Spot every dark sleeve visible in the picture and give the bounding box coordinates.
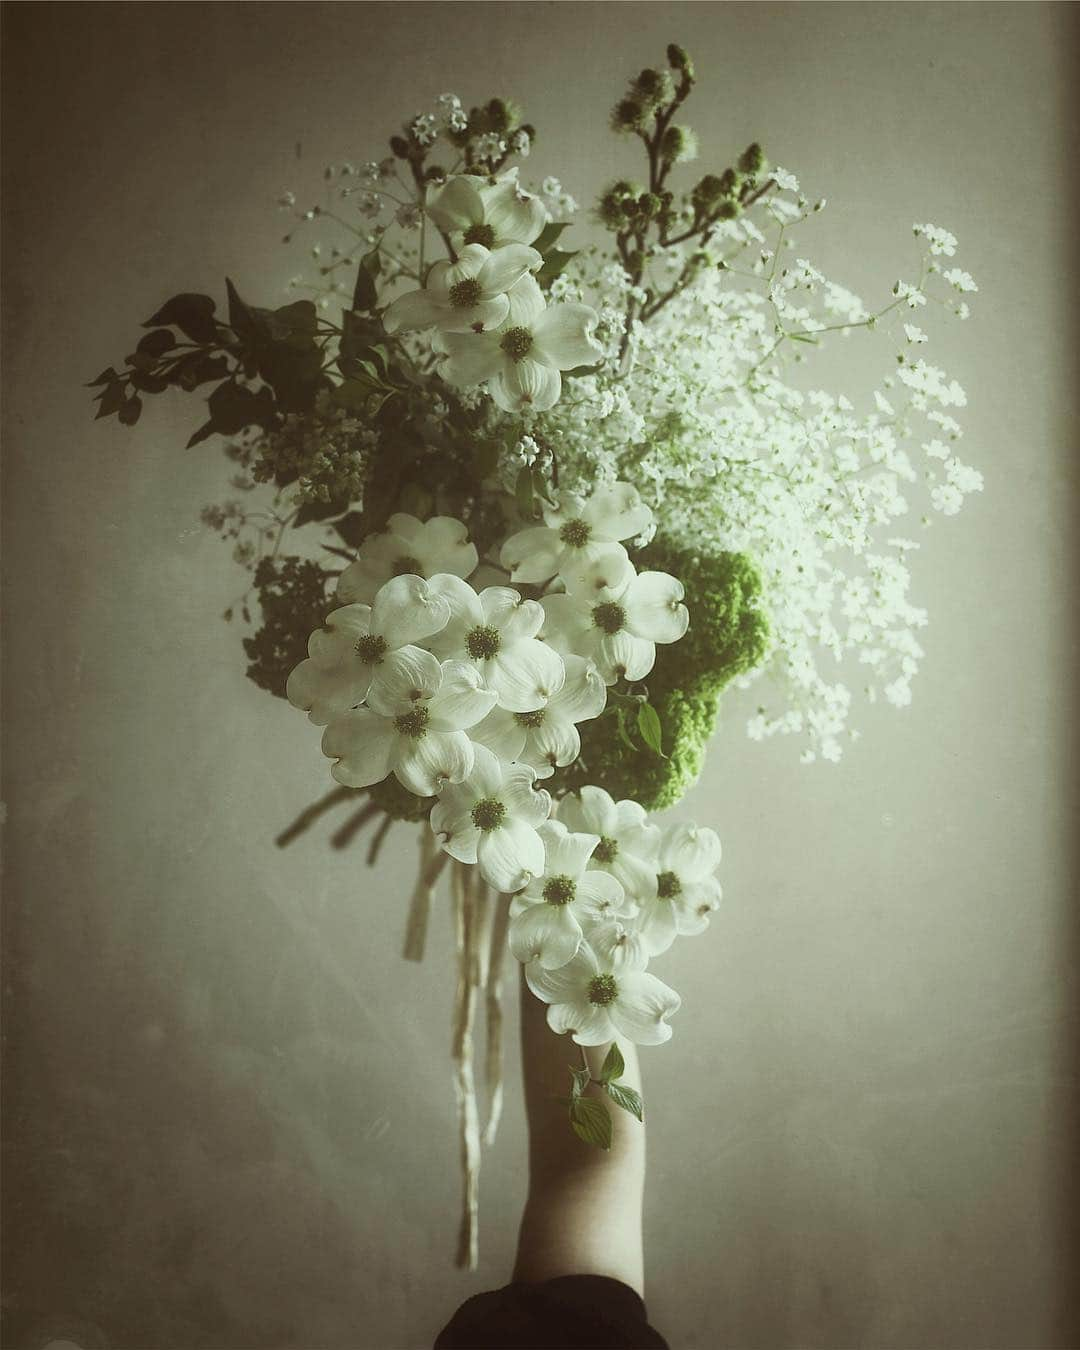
[433,1273,670,1349]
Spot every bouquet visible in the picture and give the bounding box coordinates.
[88,42,981,1267]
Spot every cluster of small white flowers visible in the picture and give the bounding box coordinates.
[286,493,714,1046]
[436,92,468,134]
[532,191,980,761]
[539,176,579,216]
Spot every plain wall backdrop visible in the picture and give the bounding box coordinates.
[2,3,1077,1348]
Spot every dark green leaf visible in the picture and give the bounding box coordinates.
[563,362,604,379]
[137,328,176,357]
[636,701,666,757]
[536,249,578,287]
[87,367,117,387]
[515,465,537,521]
[351,249,381,312]
[569,1096,612,1150]
[472,440,501,481]
[614,707,638,753]
[322,543,356,562]
[294,498,348,528]
[269,300,317,339]
[331,511,366,548]
[186,419,216,448]
[599,1043,625,1084]
[225,278,260,340]
[569,1066,592,1099]
[604,1081,644,1122]
[143,293,219,344]
[789,333,819,345]
[533,221,570,254]
[117,394,143,426]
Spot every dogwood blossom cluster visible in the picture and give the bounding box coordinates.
[285,490,711,1046]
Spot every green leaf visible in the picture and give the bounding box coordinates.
[268,300,317,340]
[604,1081,644,1122]
[351,249,381,313]
[137,328,176,358]
[143,293,219,344]
[532,221,570,254]
[331,511,366,548]
[536,249,578,288]
[599,1043,625,1084]
[515,464,537,521]
[569,1096,612,1150]
[293,499,347,528]
[636,701,667,757]
[569,1065,592,1099]
[789,333,819,345]
[563,362,604,379]
[614,706,638,753]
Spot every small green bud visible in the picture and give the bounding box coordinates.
[612,97,647,132]
[692,174,725,209]
[719,168,738,197]
[631,67,674,106]
[660,124,697,164]
[486,97,511,131]
[621,195,640,218]
[424,164,447,183]
[638,192,662,219]
[667,42,693,77]
[390,135,409,159]
[738,142,765,176]
[716,199,741,220]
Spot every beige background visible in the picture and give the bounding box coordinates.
[2,3,1077,1348]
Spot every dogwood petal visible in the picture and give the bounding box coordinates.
[509,903,583,969]
[575,870,629,922]
[429,788,480,863]
[426,661,498,731]
[426,175,484,233]
[560,548,634,601]
[336,556,394,605]
[286,657,372,726]
[607,849,660,905]
[468,706,528,762]
[525,946,599,1004]
[308,605,372,665]
[549,654,607,723]
[437,330,504,386]
[538,593,591,652]
[558,786,617,837]
[501,762,552,828]
[441,244,491,288]
[597,631,655,683]
[636,899,679,958]
[609,971,681,1046]
[481,180,548,245]
[465,743,504,797]
[672,876,723,935]
[626,571,689,644]
[365,645,443,716]
[440,296,511,336]
[480,588,545,642]
[588,920,649,974]
[321,710,395,788]
[582,482,653,543]
[528,715,580,773]
[415,517,479,579]
[370,574,451,647]
[394,729,474,797]
[537,820,599,878]
[477,817,545,891]
[546,999,614,1046]
[531,303,603,370]
[500,525,561,584]
[503,273,546,327]
[478,242,542,296]
[661,823,722,880]
[383,289,449,334]
[487,640,565,712]
[491,359,561,413]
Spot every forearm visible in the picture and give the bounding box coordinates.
[512,965,646,1295]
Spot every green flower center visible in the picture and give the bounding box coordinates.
[449,277,483,308]
[471,797,507,832]
[499,326,534,362]
[466,624,501,660]
[513,708,546,729]
[592,601,626,635]
[463,222,496,248]
[559,518,592,548]
[354,633,389,664]
[542,875,577,906]
[593,836,619,864]
[587,973,619,1007]
[392,554,423,576]
[394,706,429,739]
[656,870,682,899]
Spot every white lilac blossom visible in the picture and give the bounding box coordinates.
[286,575,451,725]
[541,555,689,685]
[507,820,630,969]
[320,652,496,796]
[383,242,541,336]
[337,514,479,605]
[430,745,551,891]
[424,574,565,712]
[427,170,548,251]
[469,653,607,776]
[437,273,602,413]
[525,942,681,1047]
[556,786,661,901]
[499,480,653,585]
[631,822,723,957]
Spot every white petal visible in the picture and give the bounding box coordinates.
[531,303,603,370]
[370,574,451,647]
[588,919,649,973]
[440,295,511,336]
[477,242,542,296]
[547,999,614,1046]
[442,243,491,286]
[468,706,527,762]
[365,645,443,716]
[581,482,653,543]
[509,903,583,969]
[661,823,722,880]
[575,870,630,922]
[429,786,479,860]
[487,640,565,712]
[286,656,372,726]
[503,272,547,326]
[437,331,505,387]
[415,517,479,579]
[384,513,425,545]
[597,631,655,683]
[558,786,617,837]
[538,593,591,652]
[609,971,681,1046]
[626,571,690,644]
[607,849,660,905]
[559,547,633,605]
[426,175,484,233]
[500,526,562,584]
[321,710,395,788]
[465,742,504,797]
[537,820,599,879]
[477,818,545,891]
[528,715,580,773]
[493,359,561,413]
[481,181,548,245]
[673,876,723,935]
[501,762,552,828]
[309,604,372,664]
[394,729,474,796]
[613,799,649,831]
[424,573,485,659]
[336,556,392,605]
[480,587,544,643]
[525,947,598,1005]
[383,288,449,334]
[426,661,498,731]
[548,654,607,724]
[637,899,678,957]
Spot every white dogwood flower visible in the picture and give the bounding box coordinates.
[541,557,689,685]
[383,242,541,336]
[633,822,723,957]
[556,785,661,903]
[319,653,496,797]
[286,575,451,725]
[469,654,606,777]
[336,514,479,605]
[508,821,628,969]
[424,574,565,713]
[427,169,548,251]
[499,481,653,585]
[436,272,601,412]
[430,745,551,892]
[525,942,681,1046]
